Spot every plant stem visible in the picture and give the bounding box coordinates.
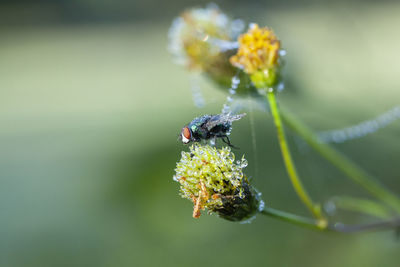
[330,196,393,219]
[261,207,325,231]
[279,107,400,214]
[266,91,323,220]
[260,207,400,233]
[330,218,400,233]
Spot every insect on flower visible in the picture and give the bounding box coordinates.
[180,113,246,147]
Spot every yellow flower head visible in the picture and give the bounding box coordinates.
[230,24,281,88]
[173,144,262,221]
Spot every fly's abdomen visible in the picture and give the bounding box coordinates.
[209,122,231,137]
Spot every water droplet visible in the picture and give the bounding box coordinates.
[317,105,400,144]
[324,201,336,215]
[209,139,216,146]
[277,82,285,92]
[231,76,240,87]
[249,23,257,29]
[222,104,230,115]
[190,75,206,108]
[221,74,241,114]
[258,198,265,212]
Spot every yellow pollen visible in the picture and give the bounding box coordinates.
[230,24,280,75]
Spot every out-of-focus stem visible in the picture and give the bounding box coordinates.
[279,107,400,214]
[261,207,400,233]
[330,196,393,219]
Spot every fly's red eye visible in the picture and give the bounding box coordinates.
[182,127,191,139]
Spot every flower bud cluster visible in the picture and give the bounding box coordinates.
[174,144,261,221]
[169,6,282,92]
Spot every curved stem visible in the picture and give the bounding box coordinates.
[279,107,400,214]
[266,91,323,220]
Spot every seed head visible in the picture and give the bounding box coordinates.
[173,144,262,221]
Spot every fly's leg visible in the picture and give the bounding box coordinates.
[219,135,240,149]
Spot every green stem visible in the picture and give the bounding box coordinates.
[266,91,323,220]
[260,207,400,233]
[330,196,393,219]
[261,207,326,231]
[280,107,400,214]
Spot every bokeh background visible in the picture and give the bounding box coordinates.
[1,0,400,266]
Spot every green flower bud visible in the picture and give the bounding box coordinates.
[249,69,278,89]
[173,144,263,221]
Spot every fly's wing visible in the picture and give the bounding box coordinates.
[204,113,246,130]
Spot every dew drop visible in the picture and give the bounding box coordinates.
[221,74,241,115]
[190,75,206,108]
[231,76,240,88]
[209,139,216,146]
[317,105,400,144]
[258,197,265,212]
[249,22,257,30]
[277,82,285,92]
[324,201,336,215]
[222,104,230,115]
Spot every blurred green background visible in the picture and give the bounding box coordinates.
[1,0,400,266]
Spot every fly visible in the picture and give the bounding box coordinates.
[180,113,246,148]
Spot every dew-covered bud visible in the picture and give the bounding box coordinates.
[173,144,263,221]
[230,24,281,88]
[168,5,238,70]
[168,4,256,95]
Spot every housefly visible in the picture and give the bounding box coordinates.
[180,113,246,148]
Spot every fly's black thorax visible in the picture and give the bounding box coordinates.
[188,115,212,141]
